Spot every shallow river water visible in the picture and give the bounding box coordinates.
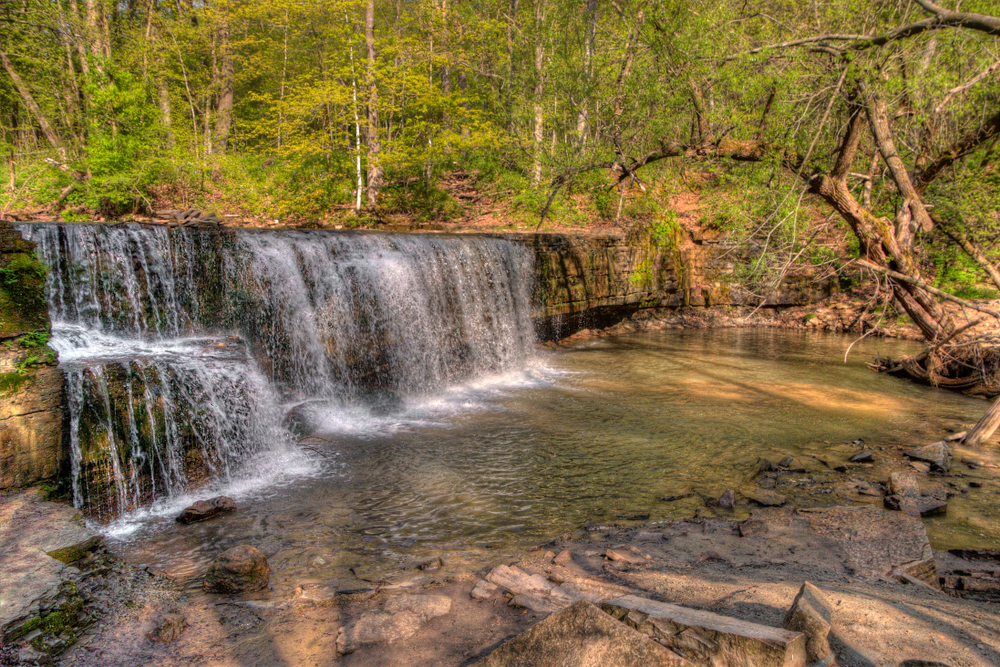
[106,329,1000,593]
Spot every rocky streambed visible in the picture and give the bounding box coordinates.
[3,431,1000,667]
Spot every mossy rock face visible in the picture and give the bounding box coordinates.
[1,222,49,338]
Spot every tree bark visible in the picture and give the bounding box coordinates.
[214,19,235,155]
[0,49,65,157]
[365,0,384,207]
[531,0,546,185]
[964,397,1000,447]
[574,0,597,146]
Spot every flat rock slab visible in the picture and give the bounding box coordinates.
[603,595,806,667]
[0,491,103,640]
[337,594,451,655]
[474,600,692,667]
[904,442,951,472]
[797,506,933,578]
[0,490,103,563]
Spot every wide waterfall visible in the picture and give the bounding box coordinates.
[19,223,537,520]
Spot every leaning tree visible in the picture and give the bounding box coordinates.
[541,0,1000,445]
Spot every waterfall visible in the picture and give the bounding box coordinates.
[19,223,537,518]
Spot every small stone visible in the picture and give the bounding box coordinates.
[779,456,795,468]
[782,582,834,664]
[203,545,270,593]
[969,481,983,489]
[757,476,777,489]
[909,461,931,474]
[899,661,953,667]
[176,496,236,524]
[146,610,187,643]
[718,489,736,510]
[962,459,983,470]
[605,548,648,565]
[470,580,499,600]
[904,442,951,472]
[833,464,849,473]
[849,451,875,463]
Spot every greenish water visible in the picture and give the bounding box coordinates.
[109,329,999,592]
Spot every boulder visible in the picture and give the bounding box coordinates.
[782,582,834,664]
[146,610,187,643]
[336,595,450,655]
[903,442,950,472]
[203,545,270,593]
[473,600,692,666]
[603,594,806,667]
[175,496,236,524]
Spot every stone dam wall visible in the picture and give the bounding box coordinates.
[0,224,831,494]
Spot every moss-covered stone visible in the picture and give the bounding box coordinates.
[1,222,49,338]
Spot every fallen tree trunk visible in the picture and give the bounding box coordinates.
[965,397,1000,447]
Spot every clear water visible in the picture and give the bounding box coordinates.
[105,329,1000,593]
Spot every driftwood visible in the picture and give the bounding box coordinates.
[965,397,1000,447]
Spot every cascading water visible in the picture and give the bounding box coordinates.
[19,223,537,520]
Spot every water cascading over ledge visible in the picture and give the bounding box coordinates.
[19,223,538,519]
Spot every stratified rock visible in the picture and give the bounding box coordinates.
[718,489,736,510]
[146,610,187,643]
[782,582,834,664]
[175,496,236,524]
[203,545,270,593]
[473,600,692,667]
[849,451,874,463]
[742,489,786,507]
[604,595,806,667]
[336,595,451,655]
[904,442,951,472]
[470,580,499,600]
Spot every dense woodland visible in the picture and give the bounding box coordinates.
[2,0,1000,424]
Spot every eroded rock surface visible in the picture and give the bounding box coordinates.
[336,594,451,655]
[203,545,270,594]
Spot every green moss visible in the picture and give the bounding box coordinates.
[0,370,28,394]
[0,251,49,336]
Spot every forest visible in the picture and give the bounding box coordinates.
[2,0,1000,406]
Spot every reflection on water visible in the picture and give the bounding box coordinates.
[108,329,999,591]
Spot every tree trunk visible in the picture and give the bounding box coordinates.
[574,0,597,146]
[531,0,546,185]
[365,0,384,208]
[964,397,1000,447]
[0,49,65,157]
[214,19,235,155]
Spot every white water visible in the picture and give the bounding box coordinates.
[19,223,539,520]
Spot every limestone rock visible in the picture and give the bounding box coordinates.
[888,472,921,497]
[176,496,236,524]
[903,442,951,473]
[883,495,947,517]
[604,594,806,667]
[485,564,554,595]
[473,600,692,667]
[782,582,834,664]
[471,580,499,600]
[743,489,787,507]
[336,594,451,655]
[147,610,187,643]
[203,545,270,593]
